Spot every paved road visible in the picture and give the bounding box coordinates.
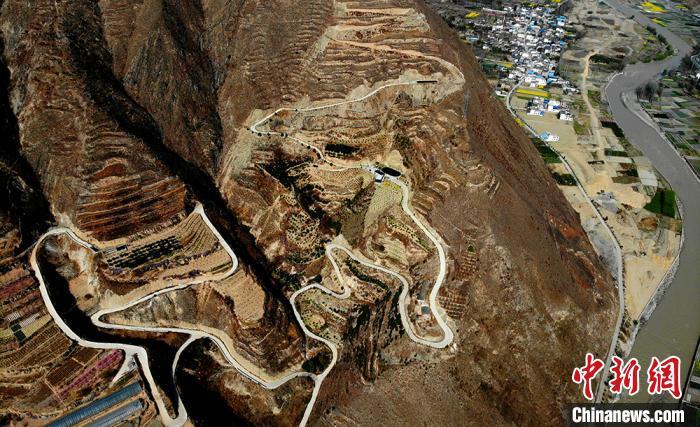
[289,245,348,427]
[602,0,700,403]
[392,178,454,347]
[290,232,453,426]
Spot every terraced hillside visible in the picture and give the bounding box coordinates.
[0,0,618,425]
[105,270,309,380]
[0,214,155,423]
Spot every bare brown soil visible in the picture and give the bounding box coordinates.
[0,0,617,425]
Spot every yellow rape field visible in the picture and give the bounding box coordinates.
[641,1,665,13]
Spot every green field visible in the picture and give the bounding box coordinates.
[587,89,602,108]
[536,145,562,164]
[644,188,676,217]
[605,149,628,157]
[552,172,576,186]
[531,138,562,164]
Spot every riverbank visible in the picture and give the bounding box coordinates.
[505,0,688,403]
[602,0,699,404]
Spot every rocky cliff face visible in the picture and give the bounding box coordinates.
[0,0,617,425]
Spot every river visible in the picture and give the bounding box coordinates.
[602,0,699,403]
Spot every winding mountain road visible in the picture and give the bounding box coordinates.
[32,205,321,426]
[33,194,453,427]
[29,37,465,426]
[249,75,459,349]
[31,83,458,426]
[250,77,461,423]
[31,227,189,427]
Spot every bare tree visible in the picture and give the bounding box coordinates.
[643,80,658,103]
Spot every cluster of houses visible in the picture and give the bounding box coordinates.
[496,5,582,97]
[479,4,580,140]
[503,7,568,85]
[429,2,574,84]
[428,1,582,142]
[527,97,574,121]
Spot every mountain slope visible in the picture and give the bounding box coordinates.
[0,0,616,425]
